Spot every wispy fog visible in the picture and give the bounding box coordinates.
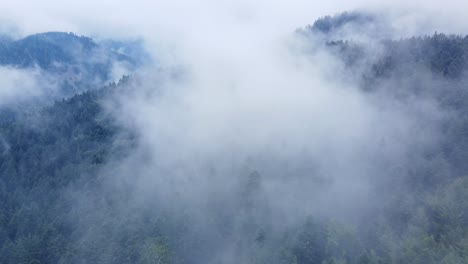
[1,1,467,263]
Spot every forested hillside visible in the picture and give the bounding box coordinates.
[1,13,468,264]
[0,32,140,101]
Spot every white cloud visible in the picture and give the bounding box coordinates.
[0,67,50,105]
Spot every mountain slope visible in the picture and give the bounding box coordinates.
[1,16,468,263]
[0,32,143,100]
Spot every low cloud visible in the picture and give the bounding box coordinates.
[0,66,53,106]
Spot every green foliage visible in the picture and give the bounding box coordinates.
[142,237,172,264]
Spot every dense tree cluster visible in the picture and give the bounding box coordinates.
[306,12,376,34]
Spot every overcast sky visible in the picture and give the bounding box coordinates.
[2,1,468,39]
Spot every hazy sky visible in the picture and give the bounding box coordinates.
[2,0,468,39]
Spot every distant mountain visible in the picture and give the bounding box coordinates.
[300,11,391,41]
[0,32,145,99]
[0,32,138,70]
[307,11,376,34]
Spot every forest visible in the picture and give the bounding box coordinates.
[0,12,468,264]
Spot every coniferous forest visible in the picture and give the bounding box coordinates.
[0,9,468,264]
